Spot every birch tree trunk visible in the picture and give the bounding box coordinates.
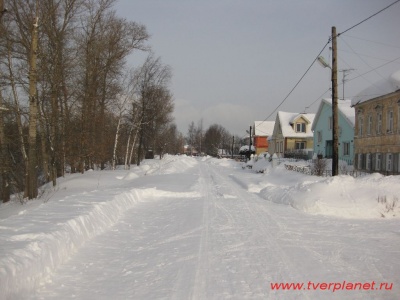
[112,117,122,170]
[0,91,10,202]
[26,17,39,200]
[124,127,133,170]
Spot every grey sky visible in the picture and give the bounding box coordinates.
[114,0,400,136]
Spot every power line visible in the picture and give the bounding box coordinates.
[341,34,400,50]
[346,56,400,83]
[252,40,331,135]
[250,0,400,141]
[338,0,400,36]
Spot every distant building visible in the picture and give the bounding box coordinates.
[252,121,275,155]
[352,70,400,174]
[269,111,315,159]
[311,98,355,165]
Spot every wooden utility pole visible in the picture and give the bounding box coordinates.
[231,136,234,159]
[248,125,252,160]
[26,15,39,199]
[331,26,339,176]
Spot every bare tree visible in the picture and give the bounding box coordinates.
[133,54,172,165]
[187,121,196,155]
[204,124,231,157]
[75,0,149,172]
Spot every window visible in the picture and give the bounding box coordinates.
[328,116,332,130]
[386,153,392,172]
[366,153,371,171]
[358,153,363,170]
[343,142,350,156]
[398,154,400,174]
[296,123,306,133]
[376,153,381,171]
[317,131,322,143]
[377,112,382,134]
[398,106,400,132]
[367,114,372,135]
[358,115,363,136]
[295,141,306,150]
[387,110,393,133]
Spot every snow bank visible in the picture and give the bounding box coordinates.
[135,154,198,175]
[0,156,195,300]
[0,188,145,299]
[221,157,400,219]
[259,168,400,218]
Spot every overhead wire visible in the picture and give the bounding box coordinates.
[337,0,400,37]
[247,40,331,139]
[252,0,400,137]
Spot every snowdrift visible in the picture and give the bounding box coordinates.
[237,159,400,219]
[0,155,197,299]
[0,187,144,299]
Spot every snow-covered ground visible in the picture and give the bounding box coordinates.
[0,155,399,299]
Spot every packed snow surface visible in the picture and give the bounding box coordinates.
[0,155,399,299]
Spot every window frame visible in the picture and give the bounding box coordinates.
[343,142,350,156]
[386,153,392,172]
[377,112,382,134]
[296,123,306,133]
[317,131,322,143]
[366,153,371,171]
[387,110,393,133]
[295,141,306,150]
[376,153,381,171]
[367,114,372,135]
[358,114,363,136]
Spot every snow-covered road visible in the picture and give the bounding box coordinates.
[29,158,399,300]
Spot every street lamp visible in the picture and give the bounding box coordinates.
[317,27,339,176]
[317,56,330,69]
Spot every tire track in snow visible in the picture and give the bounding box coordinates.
[191,163,216,299]
[207,164,311,300]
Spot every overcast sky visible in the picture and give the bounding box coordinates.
[114,0,400,136]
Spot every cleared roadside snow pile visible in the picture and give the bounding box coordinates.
[0,189,141,299]
[0,156,196,300]
[135,154,198,175]
[256,163,400,219]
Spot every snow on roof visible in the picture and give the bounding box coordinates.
[351,70,400,106]
[254,121,275,136]
[277,111,315,138]
[312,99,355,131]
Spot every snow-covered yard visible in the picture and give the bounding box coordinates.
[1,155,399,299]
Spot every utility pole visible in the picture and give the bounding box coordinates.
[248,125,252,161]
[331,26,339,176]
[231,135,234,159]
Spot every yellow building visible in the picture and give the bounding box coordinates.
[353,82,400,174]
[269,111,315,159]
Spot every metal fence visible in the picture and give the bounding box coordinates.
[284,163,368,178]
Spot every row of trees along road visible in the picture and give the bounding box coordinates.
[0,0,183,202]
[186,121,241,157]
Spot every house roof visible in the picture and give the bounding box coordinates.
[276,111,315,138]
[351,70,400,106]
[311,98,355,131]
[253,121,275,136]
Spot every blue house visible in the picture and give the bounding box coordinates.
[311,99,355,165]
